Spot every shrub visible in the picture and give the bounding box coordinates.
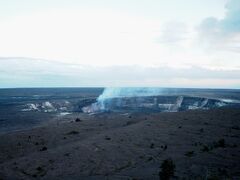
[214,139,225,148]
[75,118,81,122]
[159,158,175,180]
[185,151,194,157]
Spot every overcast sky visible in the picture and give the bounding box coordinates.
[0,0,240,88]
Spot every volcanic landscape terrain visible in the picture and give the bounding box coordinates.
[0,88,240,179]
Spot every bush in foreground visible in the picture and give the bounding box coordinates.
[159,158,175,180]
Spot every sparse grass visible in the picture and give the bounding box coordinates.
[115,161,132,172]
[160,145,168,151]
[207,175,220,180]
[201,145,210,152]
[150,143,154,149]
[105,136,111,140]
[39,146,47,151]
[147,156,153,161]
[125,121,134,126]
[201,138,226,152]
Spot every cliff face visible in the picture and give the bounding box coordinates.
[82,95,240,113]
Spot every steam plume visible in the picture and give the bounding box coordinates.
[96,87,163,110]
[98,87,163,101]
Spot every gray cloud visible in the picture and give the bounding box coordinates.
[0,57,240,88]
[198,0,240,52]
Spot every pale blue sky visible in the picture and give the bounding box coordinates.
[0,0,240,88]
[1,0,226,21]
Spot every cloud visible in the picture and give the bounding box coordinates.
[1,57,240,88]
[157,22,189,44]
[223,0,240,33]
[198,0,240,52]
[0,9,164,67]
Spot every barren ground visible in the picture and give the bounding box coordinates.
[0,108,240,179]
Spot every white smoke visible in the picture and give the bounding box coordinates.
[95,87,163,110]
[98,87,163,101]
[82,87,240,113]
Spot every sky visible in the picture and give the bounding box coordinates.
[0,0,240,88]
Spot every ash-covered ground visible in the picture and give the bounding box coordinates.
[0,88,103,133]
[0,88,240,133]
[0,88,240,179]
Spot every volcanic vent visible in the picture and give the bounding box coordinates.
[82,88,240,113]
